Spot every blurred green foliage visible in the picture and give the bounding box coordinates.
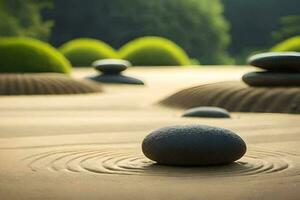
[272,15,300,42]
[45,0,231,65]
[0,37,71,73]
[272,36,300,52]
[2,0,299,66]
[119,36,190,66]
[59,38,118,67]
[0,0,53,41]
[222,0,300,55]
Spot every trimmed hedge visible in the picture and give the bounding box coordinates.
[272,36,300,52]
[59,38,118,67]
[0,37,71,73]
[119,37,190,66]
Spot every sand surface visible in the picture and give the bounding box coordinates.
[0,67,299,200]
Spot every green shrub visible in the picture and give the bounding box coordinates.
[119,37,190,66]
[271,36,300,52]
[190,58,201,65]
[59,38,118,67]
[0,37,71,73]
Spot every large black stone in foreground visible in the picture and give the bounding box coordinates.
[142,125,247,166]
[242,71,300,87]
[248,52,300,72]
[182,106,231,118]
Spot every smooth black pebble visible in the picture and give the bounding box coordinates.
[242,71,300,87]
[92,59,130,74]
[142,124,247,166]
[89,59,144,85]
[248,52,300,72]
[89,74,144,85]
[182,106,231,118]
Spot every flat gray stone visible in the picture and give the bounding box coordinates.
[248,52,300,72]
[88,74,144,85]
[242,71,300,87]
[142,125,247,166]
[92,59,131,74]
[182,106,230,118]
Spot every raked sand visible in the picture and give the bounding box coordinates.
[0,67,299,200]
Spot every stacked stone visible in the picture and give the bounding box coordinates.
[88,59,144,85]
[242,52,300,87]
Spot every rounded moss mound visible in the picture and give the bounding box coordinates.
[0,37,71,74]
[59,38,118,67]
[272,36,300,52]
[119,37,191,66]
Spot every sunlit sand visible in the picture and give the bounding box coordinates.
[0,67,299,199]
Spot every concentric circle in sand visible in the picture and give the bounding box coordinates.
[23,147,299,178]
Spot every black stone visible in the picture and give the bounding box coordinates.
[248,52,300,72]
[182,106,231,118]
[89,74,144,85]
[142,125,247,166]
[242,71,300,87]
[89,59,144,84]
[92,59,131,74]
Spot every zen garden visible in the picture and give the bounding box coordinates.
[0,0,299,200]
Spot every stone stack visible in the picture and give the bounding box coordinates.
[88,59,144,85]
[242,52,300,87]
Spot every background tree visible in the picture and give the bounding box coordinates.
[44,0,232,64]
[0,0,52,41]
[272,15,300,42]
[222,0,300,55]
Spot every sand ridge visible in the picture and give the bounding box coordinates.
[160,81,300,114]
[0,73,102,95]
